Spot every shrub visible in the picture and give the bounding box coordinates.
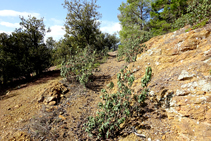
[60,45,96,86]
[84,66,152,139]
[173,0,211,30]
[117,38,147,63]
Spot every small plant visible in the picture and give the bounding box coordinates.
[84,66,152,139]
[141,67,152,87]
[173,0,211,30]
[185,28,192,32]
[192,18,209,29]
[184,18,209,32]
[60,45,96,86]
[117,38,147,63]
[107,81,114,89]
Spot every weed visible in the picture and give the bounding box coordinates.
[185,18,209,32]
[174,0,211,30]
[60,45,96,86]
[84,66,152,139]
[117,38,147,63]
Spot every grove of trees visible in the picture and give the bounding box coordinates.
[0,0,120,87]
[60,0,120,86]
[117,0,211,62]
[0,16,52,86]
[1,0,210,87]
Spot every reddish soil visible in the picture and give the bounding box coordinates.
[0,55,178,141]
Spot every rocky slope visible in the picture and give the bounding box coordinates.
[1,24,211,141]
[118,24,211,140]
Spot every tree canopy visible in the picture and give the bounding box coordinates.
[117,0,211,62]
[0,16,52,85]
[63,0,101,48]
[118,0,152,42]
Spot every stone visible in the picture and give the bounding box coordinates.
[162,135,166,140]
[37,95,45,103]
[205,109,211,123]
[62,88,68,94]
[46,96,56,103]
[119,25,211,140]
[59,115,66,120]
[14,104,22,108]
[178,70,195,81]
[7,131,31,141]
[48,101,56,106]
[175,90,190,96]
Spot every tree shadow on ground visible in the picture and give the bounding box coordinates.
[0,70,60,98]
[86,75,111,92]
[0,92,19,100]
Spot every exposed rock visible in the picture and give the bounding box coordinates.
[36,82,69,105]
[45,96,56,103]
[48,101,56,106]
[175,89,190,96]
[7,131,31,141]
[14,104,22,108]
[37,95,44,103]
[118,25,211,140]
[178,70,195,80]
[59,115,66,120]
[108,51,118,57]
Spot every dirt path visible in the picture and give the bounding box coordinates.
[0,56,127,140]
[0,71,61,140]
[0,55,178,141]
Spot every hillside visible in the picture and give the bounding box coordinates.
[0,24,211,141]
[120,24,211,140]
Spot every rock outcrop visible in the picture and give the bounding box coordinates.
[37,82,69,106]
[124,25,211,140]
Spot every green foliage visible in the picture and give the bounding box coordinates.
[0,16,52,85]
[184,18,209,32]
[173,0,211,30]
[118,38,147,63]
[53,37,74,65]
[150,0,189,36]
[118,0,151,31]
[192,19,209,29]
[84,66,152,139]
[141,66,152,87]
[118,0,152,43]
[118,0,211,49]
[95,32,120,51]
[117,0,152,63]
[186,0,211,26]
[19,16,51,76]
[94,63,100,68]
[60,45,96,86]
[63,0,101,48]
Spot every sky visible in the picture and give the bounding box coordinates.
[0,0,126,41]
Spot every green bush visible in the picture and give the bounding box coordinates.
[60,45,96,86]
[117,38,147,63]
[173,0,211,30]
[84,66,152,139]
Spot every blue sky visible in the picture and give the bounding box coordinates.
[0,0,126,41]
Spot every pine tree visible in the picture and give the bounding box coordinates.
[118,0,152,42]
[63,0,101,48]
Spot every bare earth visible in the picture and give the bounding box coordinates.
[0,55,178,141]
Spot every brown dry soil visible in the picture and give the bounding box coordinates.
[0,55,178,141]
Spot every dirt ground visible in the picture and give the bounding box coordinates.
[0,55,178,141]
